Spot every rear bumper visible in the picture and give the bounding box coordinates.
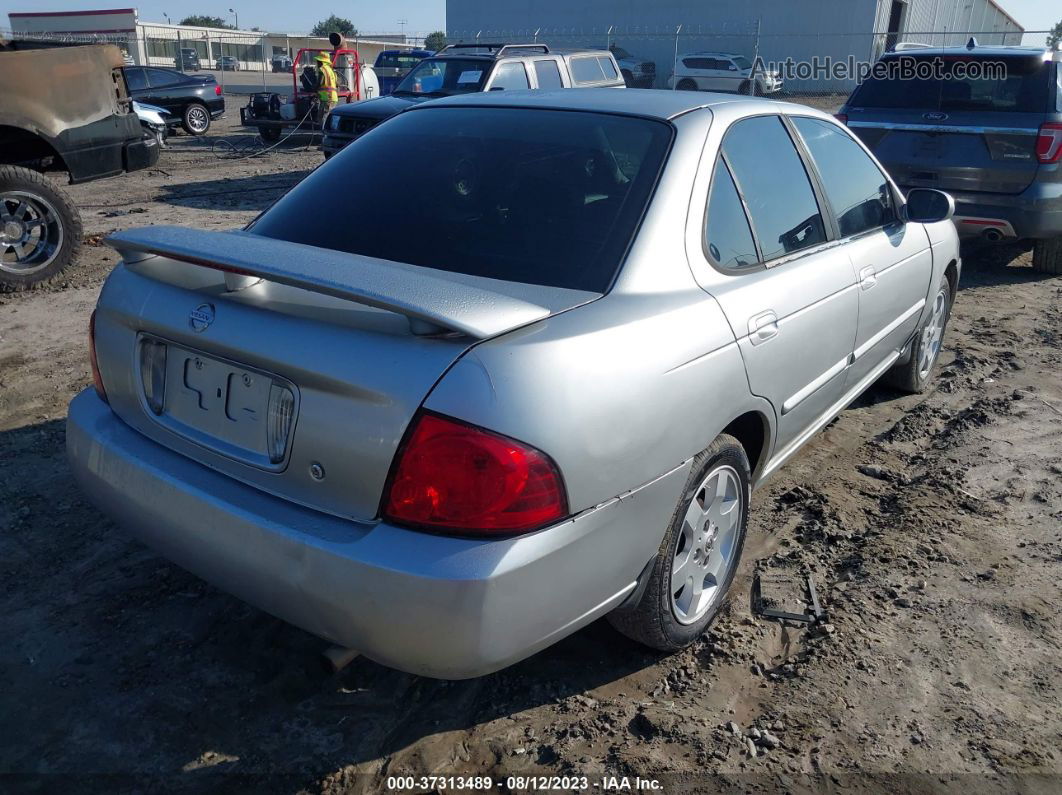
[67,390,687,679]
[917,181,1062,241]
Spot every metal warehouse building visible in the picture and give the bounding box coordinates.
[446,0,1025,91]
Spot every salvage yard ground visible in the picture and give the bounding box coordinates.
[1,115,1060,792]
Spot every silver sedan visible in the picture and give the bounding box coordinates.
[67,89,960,678]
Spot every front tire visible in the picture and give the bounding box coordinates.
[676,78,698,91]
[1032,238,1062,275]
[0,165,82,292]
[182,103,211,135]
[884,276,951,393]
[608,434,750,651]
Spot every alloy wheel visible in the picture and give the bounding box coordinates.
[0,191,63,276]
[918,286,948,379]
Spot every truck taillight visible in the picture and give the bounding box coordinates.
[215,84,223,96]
[1036,122,1062,164]
[89,310,107,403]
[834,113,848,126]
[383,412,568,536]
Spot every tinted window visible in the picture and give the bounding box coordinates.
[534,59,563,89]
[793,117,894,237]
[683,58,709,70]
[722,115,826,261]
[252,108,673,292]
[490,61,529,90]
[851,55,1052,113]
[705,159,758,268]
[394,57,487,96]
[375,54,422,69]
[732,56,751,70]
[124,68,147,91]
[598,56,619,79]
[146,68,184,87]
[571,56,605,84]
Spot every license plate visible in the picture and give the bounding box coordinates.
[912,136,943,159]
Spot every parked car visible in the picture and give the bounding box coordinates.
[215,55,240,71]
[321,42,624,157]
[270,53,293,72]
[608,44,655,88]
[838,42,1062,274]
[174,47,200,71]
[669,51,782,95]
[69,89,960,678]
[373,48,434,95]
[123,66,225,135]
[0,41,158,291]
[133,101,169,147]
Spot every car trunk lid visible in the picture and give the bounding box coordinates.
[93,227,598,522]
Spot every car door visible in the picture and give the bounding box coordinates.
[143,68,188,115]
[485,61,530,91]
[681,58,710,90]
[712,58,741,92]
[124,67,148,99]
[532,58,568,89]
[790,116,934,389]
[697,114,859,453]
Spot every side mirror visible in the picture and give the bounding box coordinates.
[904,188,954,223]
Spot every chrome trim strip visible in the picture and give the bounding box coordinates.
[782,355,850,415]
[853,299,926,361]
[847,121,1039,135]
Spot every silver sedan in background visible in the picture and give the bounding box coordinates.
[67,89,960,678]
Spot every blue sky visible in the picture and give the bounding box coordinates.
[1,1,1056,40]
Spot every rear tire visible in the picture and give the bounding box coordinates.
[259,126,282,143]
[182,103,211,135]
[0,165,81,292]
[676,78,698,91]
[884,276,951,393]
[1032,238,1062,275]
[608,434,750,651]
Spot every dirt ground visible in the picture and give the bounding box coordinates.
[1,115,1060,793]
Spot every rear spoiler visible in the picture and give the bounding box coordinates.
[105,226,550,338]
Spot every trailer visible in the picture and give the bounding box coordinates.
[240,46,378,141]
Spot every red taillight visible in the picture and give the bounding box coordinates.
[383,412,568,535]
[215,84,223,96]
[89,309,108,403]
[834,113,848,126]
[1036,122,1062,164]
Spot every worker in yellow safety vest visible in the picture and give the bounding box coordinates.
[314,51,338,115]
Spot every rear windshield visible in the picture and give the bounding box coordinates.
[851,54,1053,113]
[251,107,673,292]
[392,57,487,96]
[375,53,423,70]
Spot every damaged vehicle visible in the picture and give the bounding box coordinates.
[0,40,159,290]
[67,90,959,678]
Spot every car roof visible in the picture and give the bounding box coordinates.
[881,44,1052,58]
[409,87,811,121]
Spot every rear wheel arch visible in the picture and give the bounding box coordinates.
[0,125,67,171]
[720,410,770,481]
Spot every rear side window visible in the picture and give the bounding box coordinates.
[722,115,826,262]
[146,68,184,88]
[571,56,605,84]
[705,159,758,268]
[124,68,147,91]
[534,59,563,89]
[792,117,895,237]
[251,108,674,292]
[490,62,529,90]
[683,58,710,70]
[851,55,1052,113]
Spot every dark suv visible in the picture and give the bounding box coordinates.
[838,43,1062,273]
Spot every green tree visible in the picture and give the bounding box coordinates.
[423,30,447,51]
[311,15,358,38]
[179,15,233,29]
[1048,19,1062,49]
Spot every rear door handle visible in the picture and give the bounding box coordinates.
[859,265,877,290]
[748,310,779,345]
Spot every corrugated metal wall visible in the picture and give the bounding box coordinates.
[875,0,1025,47]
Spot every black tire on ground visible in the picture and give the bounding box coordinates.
[1031,238,1062,275]
[884,276,952,394]
[0,165,82,292]
[182,103,211,135]
[259,126,282,143]
[608,434,750,651]
[676,78,698,91]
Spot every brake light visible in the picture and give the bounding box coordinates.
[383,412,568,535]
[834,113,848,126]
[215,84,223,96]
[1036,122,1062,164]
[89,310,108,403]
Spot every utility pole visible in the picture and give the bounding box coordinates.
[229,7,238,30]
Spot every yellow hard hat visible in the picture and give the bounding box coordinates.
[314,51,331,62]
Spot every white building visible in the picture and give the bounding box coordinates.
[445,0,1025,91]
[7,7,416,72]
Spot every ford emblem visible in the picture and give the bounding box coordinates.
[923,111,948,122]
[189,303,215,332]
